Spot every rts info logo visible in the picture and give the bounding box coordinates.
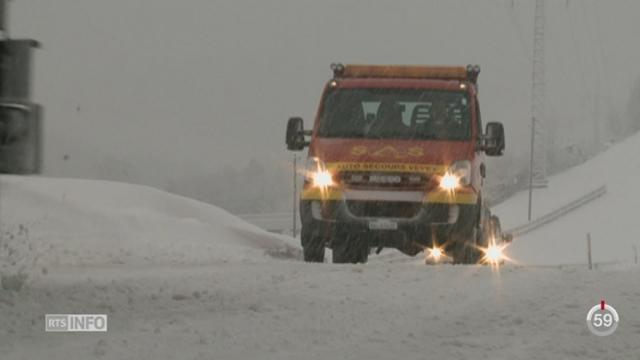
[45,314,108,332]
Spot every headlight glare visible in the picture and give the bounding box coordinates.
[439,160,471,190]
[440,173,460,190]
[449,160,471,186]
[305,157,334,188]
[312,169,333,187]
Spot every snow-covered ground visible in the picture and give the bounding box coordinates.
[494,131,640,266]
[2,133,640,359]
[4,259,639,360]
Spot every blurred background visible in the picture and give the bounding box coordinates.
[12,0,640,213]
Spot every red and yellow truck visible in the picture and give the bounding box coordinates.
[286,64,506,264]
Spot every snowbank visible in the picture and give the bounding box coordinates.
[494,131,640,265]
[0,176,300,273]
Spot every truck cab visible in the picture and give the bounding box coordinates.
[286,64,505,264]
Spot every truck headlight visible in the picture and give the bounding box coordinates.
[312,170,333,187]
[440,173,460,191]
[305,157,334,188]
[439,160,471,190]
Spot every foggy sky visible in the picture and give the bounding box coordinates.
[11,0,640,198]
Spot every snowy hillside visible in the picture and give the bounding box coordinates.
[493,131,640,266]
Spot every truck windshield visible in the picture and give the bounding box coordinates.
[318,88,471,140]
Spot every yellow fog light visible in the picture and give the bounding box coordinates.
[429,247,443,261]
[484,244,503,263]
[425,246,447,264]
[479,240,512,268]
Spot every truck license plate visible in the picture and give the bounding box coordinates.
[368,219,398,230]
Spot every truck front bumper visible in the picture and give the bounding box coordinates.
[300,196,479,254]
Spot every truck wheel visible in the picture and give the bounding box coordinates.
[301,229,325,263]
[303,240,325,262]
[332,235,369,264]
[489,215,502,241]
[451,228,481,264]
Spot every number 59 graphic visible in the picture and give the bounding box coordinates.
[586,300,619,336]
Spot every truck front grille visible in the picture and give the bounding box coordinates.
[338,171,429,190]
[345,200,422,218]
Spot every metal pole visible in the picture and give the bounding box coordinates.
[634,245,638,265]
[0,0,6,99]
[528,117,535,221]
[0,0,4,242]
[0,0,7,34]
[531,0,547,186]
[587,233,592,270]
[292,155,297,237]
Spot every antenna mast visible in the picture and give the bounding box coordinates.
[531,0,547,187]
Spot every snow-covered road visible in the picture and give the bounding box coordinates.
[3,260,639,360]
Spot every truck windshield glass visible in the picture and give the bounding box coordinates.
[318,88,471,140]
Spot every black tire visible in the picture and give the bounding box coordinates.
[451,227,481,264]
[489,215,502,242]
[303,241,325,262]
[332,235,369,264]
[301,229,325,263]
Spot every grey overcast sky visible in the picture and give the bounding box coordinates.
[10,0,640,192]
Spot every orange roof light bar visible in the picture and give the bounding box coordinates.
[331,63,480,83]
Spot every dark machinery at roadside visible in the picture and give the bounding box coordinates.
[0,0,42,174]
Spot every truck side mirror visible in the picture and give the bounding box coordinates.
[286,117,308,151]
[484,122,505,156]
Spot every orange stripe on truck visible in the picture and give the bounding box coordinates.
[325,162,447,174]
